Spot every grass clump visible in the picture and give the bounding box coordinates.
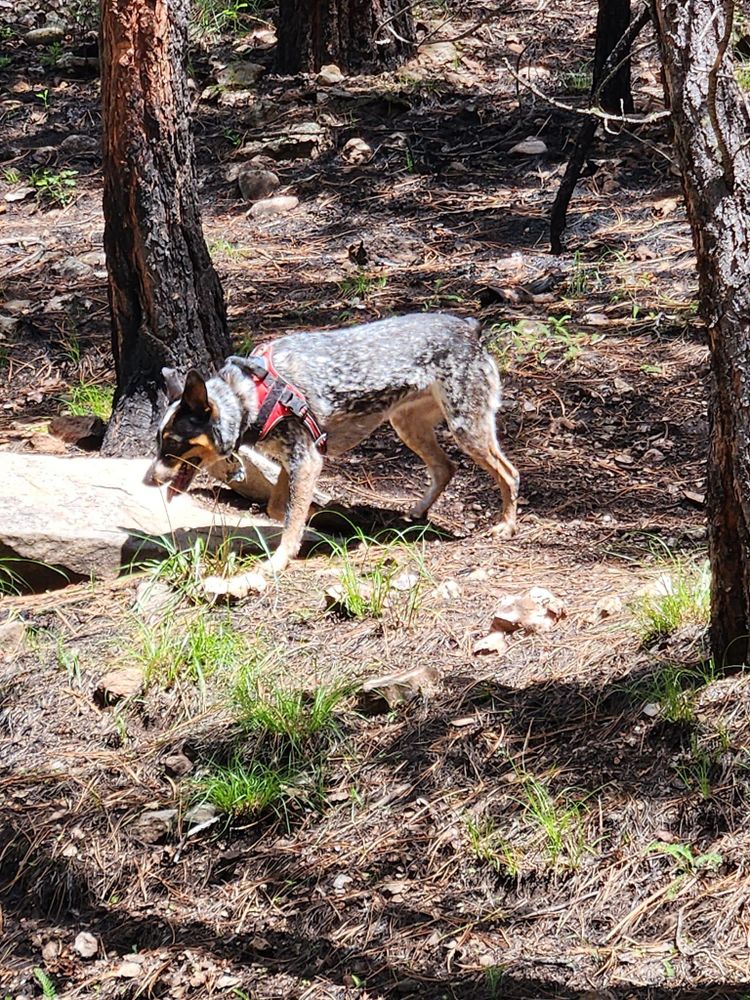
[466,814,522,877]
[195,759,289,816]
[338,273,388,301]
[142,534,267,602]
[61,381,114,421]
[320,526,433,626]
[488,316,602,372]
[138,614,246,691]
[632,558,710,645]
[647,841,722,876]
[233,671,348,745]
[517,774,587,867]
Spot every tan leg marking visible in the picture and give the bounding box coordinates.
[390,400,455,518]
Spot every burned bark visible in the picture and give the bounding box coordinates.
[276,0,416,75]
[594,0,634,114]
[100,0,229,456]
[652,0,750,665]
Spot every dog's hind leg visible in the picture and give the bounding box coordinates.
[438,365,519,539]
[390,398,455,518]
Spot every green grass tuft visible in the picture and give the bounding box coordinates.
[138,614,246,691]
[192,759,289,817]
[632,558,710,646]
[61,381,113,421]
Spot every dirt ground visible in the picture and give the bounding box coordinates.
[4,2,750,999]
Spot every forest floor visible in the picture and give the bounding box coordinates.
[3,2,750,999]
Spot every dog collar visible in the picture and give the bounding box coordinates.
[226,346,327,453]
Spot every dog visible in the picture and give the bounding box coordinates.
[144,313,519,597]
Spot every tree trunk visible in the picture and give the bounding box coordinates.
[100,0,230,456]
[276,0,416,75]
[594,0,634,113]
[652,0,750,666]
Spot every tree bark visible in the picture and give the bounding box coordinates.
[100,0,230,456]
[594,0,634,114]
[652,0,750,666]
[276,0,416,75]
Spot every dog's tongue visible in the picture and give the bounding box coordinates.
[166,464,192,501]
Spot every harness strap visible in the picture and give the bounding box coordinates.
[226,347,327,452]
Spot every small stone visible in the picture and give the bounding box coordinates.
[116,960,143,979]
[643,703,660,718]
[4,187,35,203]
[73,931,98,958]
[584,595,623,624]
[509,137,548,155]
[472,632,509,656]
[42,939,62,962]
[163,752,193,777]
[237,166,280,202]
[216,62,265,87]
[29,433,67,455]
[31,146,58,164]
[25,24,66,44]
[2,299,32,314]
[53,257,95,281]
[318,63,344,86]
[391,571,419,592]
[60,133,98,155]
[217,974,242,989]
[130,808,178,845]
[436,579,460,601]
[467,567,490,582]
[48,415,106,451]
[341,137,373,165]
[185,802,217,827]
[247,195,299,218]
[95,666,143,706]
[491,587,566,634]
[333,873,352,891]
[358,664,438,714]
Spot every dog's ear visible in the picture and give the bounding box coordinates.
[162,367,184,402]
[182,369,210,414]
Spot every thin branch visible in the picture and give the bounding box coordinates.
[503,57,670,126]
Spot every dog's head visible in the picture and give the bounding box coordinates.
[144,368,223,499]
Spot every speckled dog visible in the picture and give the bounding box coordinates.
[145,313,519,597]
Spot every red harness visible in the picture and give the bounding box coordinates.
[228,346,327,452]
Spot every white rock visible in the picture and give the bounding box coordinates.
[341,137,374,165]
[509,138,548,156]
[4,187,35,203]
[436,579,460,601]
[73,931,98,958]
[472,632,509,656]
[248,195,299,218]
[318,63,344,86]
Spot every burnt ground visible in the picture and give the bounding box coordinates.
[4,2,750,999]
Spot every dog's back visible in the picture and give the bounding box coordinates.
[267,313,490,420]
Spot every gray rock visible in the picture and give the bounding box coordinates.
[0,453,319,590]
[0,618,25,658]
[237,166,280,202]
[237,121,329,161]
[215,62,265,87]
[248,195,299,219]
[185,802,217,826]
[95,666,144,705]
[60,133,98,155]
[4,187,35,203]
[53,256,95,281]
[341,137,373,165]
[25,24,65,44]
[130,808,178,844]
[359,664,439,714]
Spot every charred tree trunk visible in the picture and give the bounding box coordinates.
[550,2,648,252]
[100,0,229,456]
[594,0,634,114]
[652,0,750,666]
[276,0,416,75]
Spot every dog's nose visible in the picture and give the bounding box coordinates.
[143,463,160,487]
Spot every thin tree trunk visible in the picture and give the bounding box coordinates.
[100,0,229,456]
[652,0,750,666]
[276,0,415,75]
[594,0,634,114]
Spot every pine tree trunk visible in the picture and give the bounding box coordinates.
[653,0,750,666]
[593,0,634,113]
[100,0,230,457]
[276,0,415,74]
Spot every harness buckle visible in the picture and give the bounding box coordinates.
[279,387,309,419]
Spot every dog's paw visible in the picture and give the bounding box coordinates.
[490,521,517,541]
[202,572,268,601]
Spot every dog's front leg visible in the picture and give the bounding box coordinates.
[265,446,323,576]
